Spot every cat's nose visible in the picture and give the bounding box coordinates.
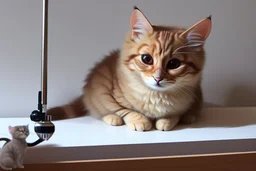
[154,77,163,83]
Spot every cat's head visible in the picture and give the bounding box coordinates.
[122,7,212,91]
[8,125,30,139]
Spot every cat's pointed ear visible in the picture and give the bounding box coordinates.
[130,6,153,40]
[8,125,14,133]
[179,16,212,43]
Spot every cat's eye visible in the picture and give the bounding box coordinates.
[167,58,181,69]
[141,54,153,65]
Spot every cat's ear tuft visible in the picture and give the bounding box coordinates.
[8,125,13,133]
[180,16,212,42]
[130,7,153,40]
[134,6,139,10]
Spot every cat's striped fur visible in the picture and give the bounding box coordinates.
[47,7,212,131]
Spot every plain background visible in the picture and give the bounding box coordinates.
[0,0,255,117]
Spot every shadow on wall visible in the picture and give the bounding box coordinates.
[224,85,256,107]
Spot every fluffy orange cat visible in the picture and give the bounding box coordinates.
[48,7,212,131]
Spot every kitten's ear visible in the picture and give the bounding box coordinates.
[179,16,212,42]
[8,125,14,133]
[130,6,153,40]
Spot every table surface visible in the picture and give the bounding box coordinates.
[0,107,256,164]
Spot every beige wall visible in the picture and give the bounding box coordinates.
[0,0,255,117]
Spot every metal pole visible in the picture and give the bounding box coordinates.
[29,0,54,144]
[41,0,48,114]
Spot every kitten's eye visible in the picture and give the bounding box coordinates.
[141,54,153,65]
[167,58,181,69]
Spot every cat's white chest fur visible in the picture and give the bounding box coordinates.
[127,86,194,118]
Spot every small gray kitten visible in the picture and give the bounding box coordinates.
[0,125,29,170]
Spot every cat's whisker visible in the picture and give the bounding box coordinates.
[163,80,175,83]
[182,88,200,103]
[176,84,200,103]
[176,86,194,102]
[178,84,197,90]
[173,52,204,55]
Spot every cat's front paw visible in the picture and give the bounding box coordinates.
[123,111,153,131]
[16,164,24,169]
[156,117,180,131]
[102,114,123,126]
[126,120,152,131]
[125,115,152,131]
[0,166,12,170]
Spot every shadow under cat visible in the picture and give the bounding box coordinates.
[179,84,256,129]
[175,107,256,130]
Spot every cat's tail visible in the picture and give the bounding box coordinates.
[47,95,87,120]
[0,138,11,147]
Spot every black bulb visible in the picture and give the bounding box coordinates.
[30,110,44,122]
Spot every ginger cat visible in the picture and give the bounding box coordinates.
[48,7,212,131]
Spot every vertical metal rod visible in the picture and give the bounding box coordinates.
[41,0,48,113]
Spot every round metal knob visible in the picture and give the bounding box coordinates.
[34,118,55,141]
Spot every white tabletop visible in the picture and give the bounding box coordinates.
[0,107,256,163]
